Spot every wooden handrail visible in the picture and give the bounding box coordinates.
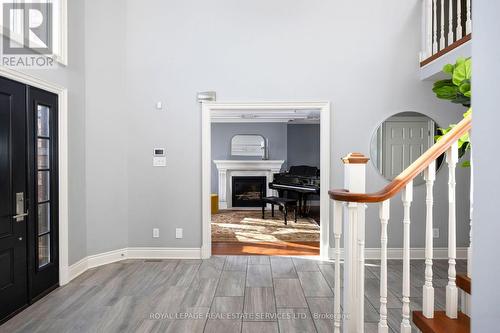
[329,114,472,203]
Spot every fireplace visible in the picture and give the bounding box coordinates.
[232,176,267,207]
[213,160,284,209]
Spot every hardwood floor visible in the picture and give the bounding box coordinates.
[0,257,466,333]
[212,241,320,256]
[211,207,321,256]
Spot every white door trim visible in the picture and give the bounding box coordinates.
[201,101,332,259]
[0,67,70,285]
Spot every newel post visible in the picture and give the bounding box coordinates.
[342,153,369,333]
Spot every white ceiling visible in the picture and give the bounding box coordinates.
[210,109,321,123]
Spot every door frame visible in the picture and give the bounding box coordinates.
[0,67,69,285]
[201,101,331,259]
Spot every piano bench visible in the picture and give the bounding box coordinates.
[261,196,298,225]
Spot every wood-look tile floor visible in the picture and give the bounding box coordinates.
[0,257,466,333]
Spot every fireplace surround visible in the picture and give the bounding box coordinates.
[213,160,285,209]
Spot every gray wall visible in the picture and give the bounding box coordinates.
[84,0,129,256]
[211,123,287,194]
[123,0,469,249]
[19,0,87,265]
[472,1,500,330]
[287,124,320,168]
[14,0,473,263]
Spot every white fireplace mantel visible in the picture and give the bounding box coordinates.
[213,160,285,209]
[213,160,285,171]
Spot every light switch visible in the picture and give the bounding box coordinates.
[153,228,160,238]
[176,228,183,239]
[156,101,163,110]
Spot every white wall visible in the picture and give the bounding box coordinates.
[471,1,500,330]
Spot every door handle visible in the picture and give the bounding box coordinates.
[13,212,29,221]
[14,192,28,222]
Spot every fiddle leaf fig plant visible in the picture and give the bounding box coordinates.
[433,58,472,167]
[432,57,471,107]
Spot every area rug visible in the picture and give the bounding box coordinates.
[212,210,320,243]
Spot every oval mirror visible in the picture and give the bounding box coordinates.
[370,112,443,185]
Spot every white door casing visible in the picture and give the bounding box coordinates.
[201,101,331,259]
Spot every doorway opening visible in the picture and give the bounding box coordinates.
[201,102,331,258]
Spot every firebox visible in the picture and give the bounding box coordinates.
[232,176,267,207]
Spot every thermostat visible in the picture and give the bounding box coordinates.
[153,148,166,167]
[154,148,165,156]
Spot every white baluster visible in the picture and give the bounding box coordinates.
[423,161,436,318]
[448,0,454,45]
[456,0,463,39]
[401,181,413,333]
[465,0,471,34]
[440,0,446,50]
[378,200,390,333]
[433,0,438,54]
[421,0,433,60]
[333,200,343,333]
[446,142,459,318]
[420,0,427,61]
[425,0,433,57]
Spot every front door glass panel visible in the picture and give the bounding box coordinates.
[36,104,52,269]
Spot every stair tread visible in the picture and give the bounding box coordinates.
[413,311,470,333]
[456,273,471,294]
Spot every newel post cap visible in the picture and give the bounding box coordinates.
[341,152,370,164]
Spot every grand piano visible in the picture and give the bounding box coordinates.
[268,165,320,218]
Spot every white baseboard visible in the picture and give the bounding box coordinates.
[328,247,468,260]
[127,247,201,259]
[68,246,465,283]
[68,247,201,282]
[87,248,127,268]
[67,256,89,281]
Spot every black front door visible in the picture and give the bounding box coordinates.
[0,77,28,321]
[0,78,59,323]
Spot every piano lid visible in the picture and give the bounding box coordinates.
[288,165,319,177]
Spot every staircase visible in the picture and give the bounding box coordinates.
[413,272,471,333]
[328,114,472,333]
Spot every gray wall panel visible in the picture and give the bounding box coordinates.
[211,123,287,194]
[471,1,500,330]
[287,124,320,168]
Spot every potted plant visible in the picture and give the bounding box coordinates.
[432,57,471,166]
